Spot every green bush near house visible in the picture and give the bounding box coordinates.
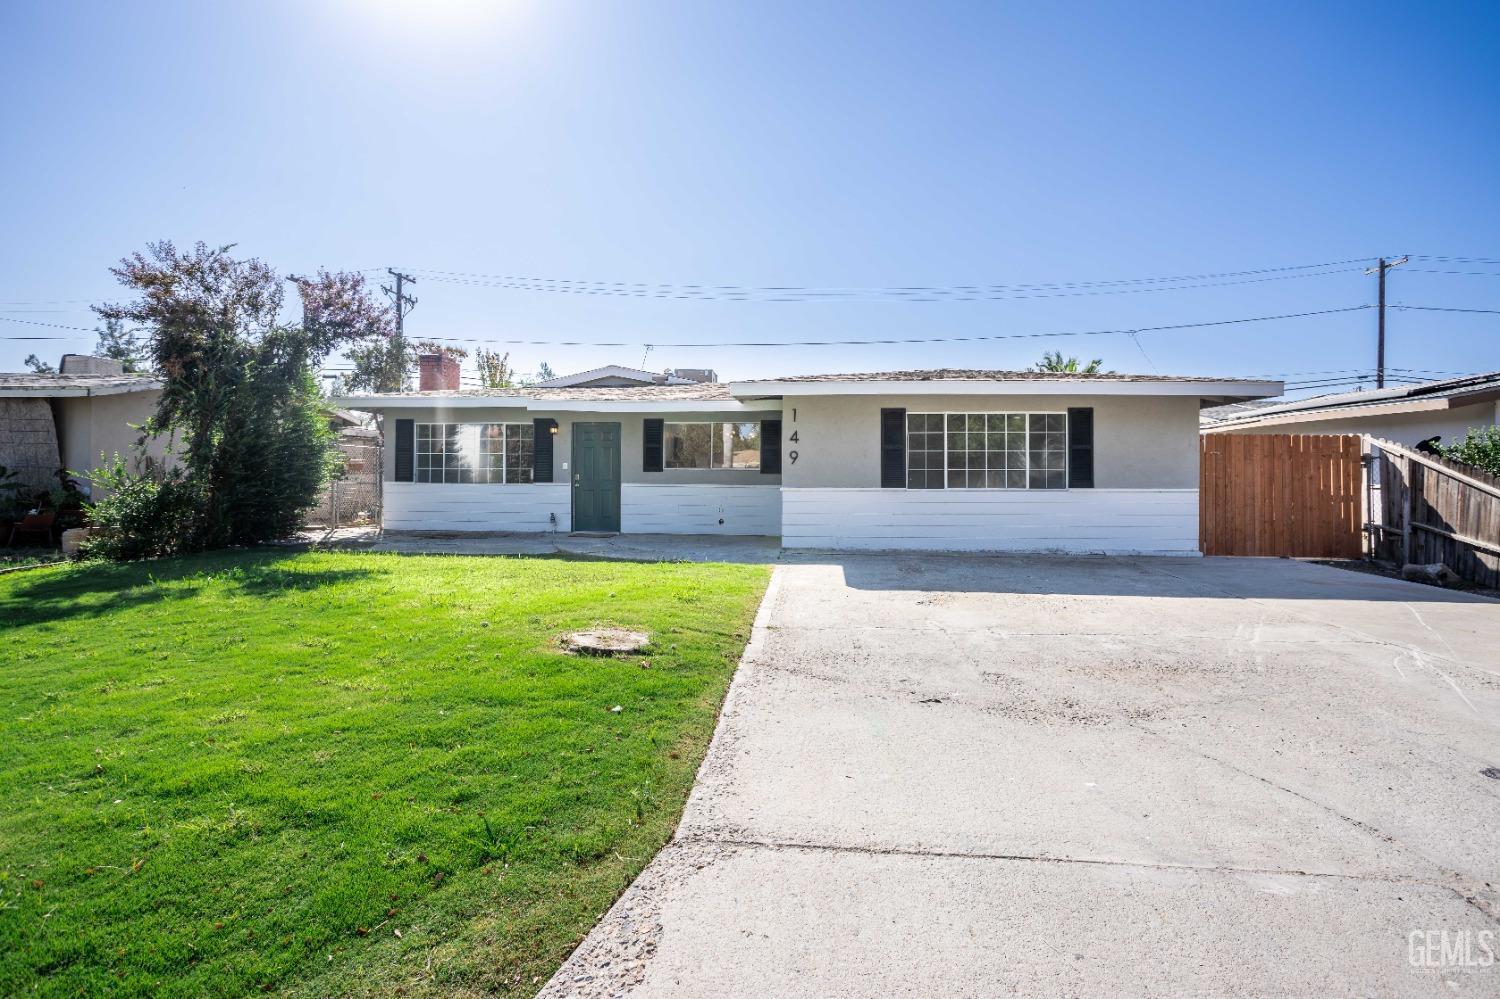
[1437,424,1500,477]
[0,551,769,997]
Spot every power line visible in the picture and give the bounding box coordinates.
[0,316,102,333]
[407,263,1374,304]
[2,304,1372,347]
[312,304,1376,350]
[1403,268,1500,277]
[404,256,1376,292]
[1410,254,1500,265]
[1390,304,1500,316]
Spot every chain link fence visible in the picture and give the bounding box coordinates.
[306,440,381,528]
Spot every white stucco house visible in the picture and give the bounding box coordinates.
[0,355,167,498]
[332,361,1279,554]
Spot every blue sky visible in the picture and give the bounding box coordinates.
[2,0,1497,391]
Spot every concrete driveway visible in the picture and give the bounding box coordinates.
[544,556,1500,997]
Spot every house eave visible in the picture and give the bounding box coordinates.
[1203,396,1456,431]
[329,395,777,414]
[0,382,162,399]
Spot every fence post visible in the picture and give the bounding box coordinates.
[1400,453,1414,565]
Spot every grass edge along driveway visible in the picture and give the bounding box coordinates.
[0,550,769,998]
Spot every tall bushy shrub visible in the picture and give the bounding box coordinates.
[219,365,338,545]
[89,242,390,557]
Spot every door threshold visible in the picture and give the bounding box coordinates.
[569,532,618,538]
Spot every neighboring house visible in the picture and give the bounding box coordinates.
[1201,370,1500,447]
[534,364,717,388]
[334,359,1277,554]
[0,355,167,497]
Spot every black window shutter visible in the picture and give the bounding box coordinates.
[532,418,557,482]
[643,418,664,472]
[880,408,906,488]
[394,418,414,482]
[760,419,782,474]
[1067,407,1094,488]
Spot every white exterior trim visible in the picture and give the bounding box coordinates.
[532,399,778,413]
[0,382,162,398]
[330,395,771,414]
[622,484,780,536]
[731,379,1280,399]
[335,395,530,409]
[780,487,1200,555]
[383,482,571,532]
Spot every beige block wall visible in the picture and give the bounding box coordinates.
[380,407,784,486]
[0,398,62,494]
[1215,400,1497,448]
[780,393,1202,489]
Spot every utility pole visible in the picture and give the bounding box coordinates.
[1364,255,1407,388]
[381,269,418,392]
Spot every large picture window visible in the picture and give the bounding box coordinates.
[906,412,1066,490]
[416,423,534,483]
[664,421,761,469]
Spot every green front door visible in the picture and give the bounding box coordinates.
[571,422,621,533]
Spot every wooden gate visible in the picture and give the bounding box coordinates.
[1199,433,1363,557]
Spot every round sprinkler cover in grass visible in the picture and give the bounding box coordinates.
[562,628,650,655]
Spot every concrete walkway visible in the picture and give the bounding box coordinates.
[544,556,1500,997]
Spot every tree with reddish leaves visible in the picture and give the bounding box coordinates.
[92,242,392,553]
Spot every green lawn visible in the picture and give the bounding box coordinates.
[0,550,769,997]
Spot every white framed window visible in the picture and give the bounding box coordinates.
[415,423,534,483]
[906,412,1067,490]
[664,421,761,470]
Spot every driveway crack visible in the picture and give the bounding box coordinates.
[1127,720,1499,925]
[677,831,1460,891]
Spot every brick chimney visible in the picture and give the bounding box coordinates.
[417,352,460,391]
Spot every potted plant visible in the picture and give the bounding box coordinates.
[50,469,88,532]
[0,465,26,546]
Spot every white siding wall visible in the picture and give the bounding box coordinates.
[621,484,780,536]
[781,488,1200,555]
[383,483,571,532]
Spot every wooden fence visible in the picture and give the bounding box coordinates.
[1369,437,1500,588]
[1199,433,1364,558]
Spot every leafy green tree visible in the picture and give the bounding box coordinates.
[92,242,385,552]
[536,360,556,382]
[23,354,56,374]
[93,316,149,373]
[1438,425,1500,476]
[1033,351,1104,374]
[474,347,515,389]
